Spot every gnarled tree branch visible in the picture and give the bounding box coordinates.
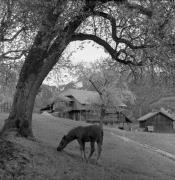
[3,27,25,42]
[0,50,27,61]
[92,11,155,49]
[125,2,152,18]
[71,33,143,66]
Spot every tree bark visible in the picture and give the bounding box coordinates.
[0,1,92,137]
[1,74,39,137]
[1,43,67,137]
[0,2,68,137]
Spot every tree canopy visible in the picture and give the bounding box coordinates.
[1,0,175,137]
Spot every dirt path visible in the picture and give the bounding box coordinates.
[32,114,175,180]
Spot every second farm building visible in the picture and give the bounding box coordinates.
[138,110,175,133]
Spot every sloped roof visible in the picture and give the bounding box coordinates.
[48,95,72,104]
[54,95,72,102]
[138,109,175,121]
[138,112,158,121]
[59,89,127,107]
[60,89,101,105]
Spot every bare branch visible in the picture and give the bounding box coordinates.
[71,33,143,66]
[0,0,14,41]
[125,2,152,18]
[97,0,152,17]
[92,11,118,45]
[0,50,26,61]
[89,78,103,96]
[92,11,155,49]
[3,27,25,42]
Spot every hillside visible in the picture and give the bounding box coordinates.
[1,113,175,180]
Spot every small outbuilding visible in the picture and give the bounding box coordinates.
[138,109,175,133]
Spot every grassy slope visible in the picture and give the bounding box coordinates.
[109,127,175,155]
[1,113,175,155]
[0,114,111,180]
[1,113,175,179]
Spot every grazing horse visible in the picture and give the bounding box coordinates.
[57,125,103,162]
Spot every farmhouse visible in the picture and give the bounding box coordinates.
[54,89,101,121]
[138,109,175,133]
[54,89,127,123]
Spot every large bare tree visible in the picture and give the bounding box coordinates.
[1,0,174,137]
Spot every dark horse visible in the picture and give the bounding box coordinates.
[57,125,103,162]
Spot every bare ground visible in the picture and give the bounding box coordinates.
[1,113,175,180]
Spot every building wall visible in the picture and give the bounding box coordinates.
[139,113,174,133]
[68,110,89,121]
[67,97,87,110]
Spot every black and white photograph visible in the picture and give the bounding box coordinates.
[1,0,175,179]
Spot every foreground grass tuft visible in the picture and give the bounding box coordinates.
[0,138,32,179]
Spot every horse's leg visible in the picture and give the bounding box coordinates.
[78,140,86,161]
[88,141,95,160]
[96,142,102,161]
[83,143,87,161]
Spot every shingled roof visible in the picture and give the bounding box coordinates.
[60,89,101,105]
[59,89,126,107]
[138,109,175,122]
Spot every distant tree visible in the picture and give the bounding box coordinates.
[129,66,175,118]
[76,62,135,127]
[45,50,78,88]
[0,0,42,62]
[0,63,19,103]
[34,84,58,111]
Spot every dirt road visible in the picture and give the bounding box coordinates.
[32,114,175,180]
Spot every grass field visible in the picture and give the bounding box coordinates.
[1,113,175,180]
[109,126,175,156]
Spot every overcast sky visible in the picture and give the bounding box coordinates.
[44,41,109,87]
[68,41,109,64]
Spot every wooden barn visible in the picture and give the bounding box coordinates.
[138,110,175,133]
[54,89,101,121]
[53,89,127,123]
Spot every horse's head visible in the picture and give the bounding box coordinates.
[57,135,68,151]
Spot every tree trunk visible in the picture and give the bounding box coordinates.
[1,29,68,137]
[0,1,96,137]
[1,75,39,137]
[1,45,66,137]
